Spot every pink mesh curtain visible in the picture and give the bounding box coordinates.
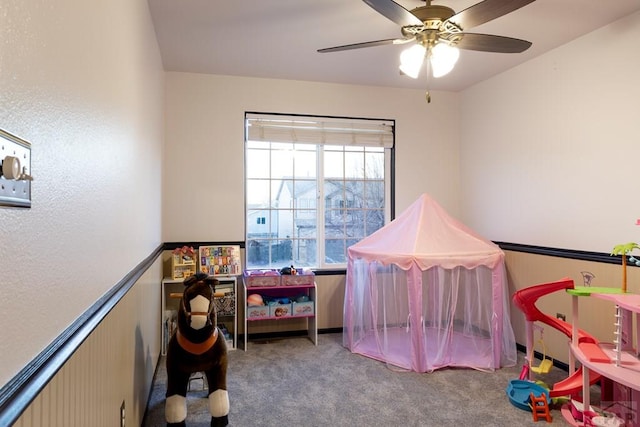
[343,194,517,372]
[343,260,517,372]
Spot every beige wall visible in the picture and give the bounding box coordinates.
[459,11,640,254]
[162,72,462,242]
[0,0,164,389]
[457,10,640,365]
[161,73,463,339]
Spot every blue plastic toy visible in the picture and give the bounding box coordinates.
[506,379,551,412]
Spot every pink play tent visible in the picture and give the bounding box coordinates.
[344,193,517,372]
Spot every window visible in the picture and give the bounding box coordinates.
[245,113,394,269]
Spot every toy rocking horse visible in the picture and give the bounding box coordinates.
[165,273,229,427]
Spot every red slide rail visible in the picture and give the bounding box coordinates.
[512,278,601,397]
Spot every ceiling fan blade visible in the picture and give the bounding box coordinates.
[447,0,536,30]
[362,0,422,27]
[318,38,411,53]
[455,33,532,53]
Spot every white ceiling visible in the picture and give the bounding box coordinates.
[148,0,640,92]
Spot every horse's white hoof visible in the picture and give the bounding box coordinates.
[209,389,229,417]
[165,394,187,423]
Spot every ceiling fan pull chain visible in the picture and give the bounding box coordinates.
[425,56,432,104]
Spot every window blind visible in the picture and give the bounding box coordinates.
[246,113,394,148]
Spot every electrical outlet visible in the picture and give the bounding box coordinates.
[556,313,566,321]
[120,400,125,427]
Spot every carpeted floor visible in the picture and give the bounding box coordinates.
[143,333,599,426]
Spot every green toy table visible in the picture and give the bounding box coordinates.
[566,286,625,296]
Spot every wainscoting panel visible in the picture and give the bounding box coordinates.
[315,274,346,330]
[12,259,162,427]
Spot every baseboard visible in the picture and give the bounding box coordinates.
[242,327,342,343]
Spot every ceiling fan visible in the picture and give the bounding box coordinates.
[318,0,536,101]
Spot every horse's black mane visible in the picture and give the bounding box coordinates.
[184,272,215,288]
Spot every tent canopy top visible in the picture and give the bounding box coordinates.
[348,193,503,270]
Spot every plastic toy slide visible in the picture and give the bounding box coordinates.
[512,278,604,398]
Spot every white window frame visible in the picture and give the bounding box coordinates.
[244,112,394,270]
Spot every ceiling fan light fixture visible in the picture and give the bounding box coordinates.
[399,44,426,79]
[430,42,459,78]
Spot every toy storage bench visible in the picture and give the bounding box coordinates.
[242,272,317,351]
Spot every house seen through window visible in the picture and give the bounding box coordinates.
[245,113,394,269]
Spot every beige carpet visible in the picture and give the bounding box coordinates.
[143,332,599,426]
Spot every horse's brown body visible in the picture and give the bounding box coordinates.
[165,273,229,427]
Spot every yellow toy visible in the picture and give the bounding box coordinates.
[529,325,553,375]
